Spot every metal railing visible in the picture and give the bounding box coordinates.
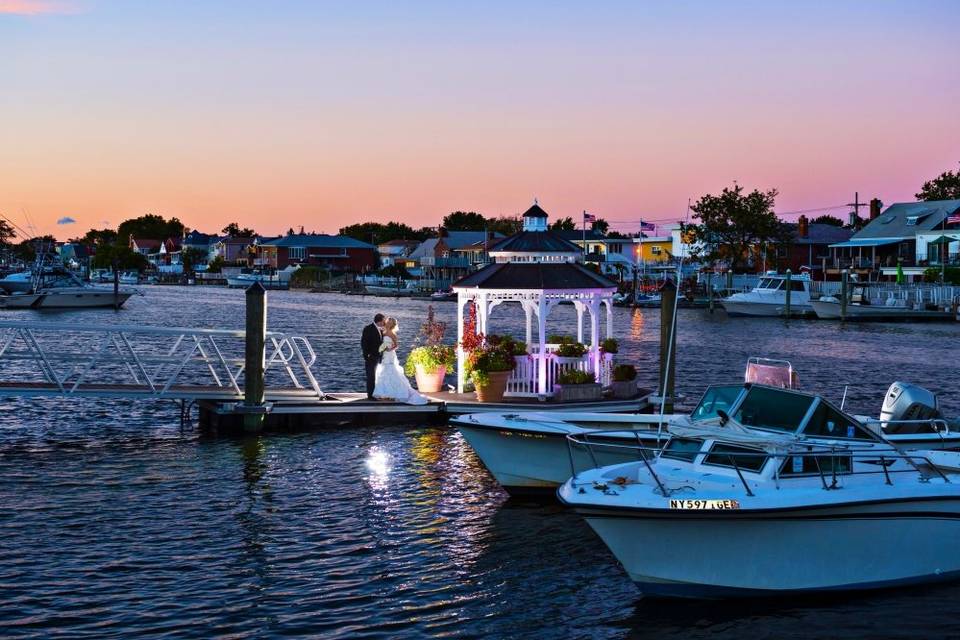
[0,320,324,400]
[564,429,950,498]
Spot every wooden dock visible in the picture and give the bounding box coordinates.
[198,389,653,432]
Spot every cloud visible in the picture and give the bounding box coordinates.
[56,216,77,225]
[0,1,77,15]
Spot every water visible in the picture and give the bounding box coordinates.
[1,287,959,638]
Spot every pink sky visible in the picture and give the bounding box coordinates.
[2,1,958,239]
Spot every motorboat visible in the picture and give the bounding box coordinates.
[558,383,960,597]
[226,265,299,289]
[633,292,661,308]
[721,272,814,317]
[119,272,140,285]
[429,290,456,301]
[364,280,419,296]
[0,260,138,309]
[454,358,796,495]
[811,285,955,321]
[0,270,35,293]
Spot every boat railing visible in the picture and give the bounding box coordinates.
[862,417,952,436]
[564,430,951,498]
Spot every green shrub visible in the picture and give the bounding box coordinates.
[556,342,588,358]
[924,267,960,284]
[404,344,456,377]
[613,364,637,382]
[557,369,595,385]
[547,334,575,345]
[601,338,618,353]
[466,334,520,387]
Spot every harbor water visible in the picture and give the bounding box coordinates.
[2,287,959,639]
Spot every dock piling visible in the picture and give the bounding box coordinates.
[784,269,792,318]
[658,278,677,413]
[840,269,849,322]
[243,282,267,432]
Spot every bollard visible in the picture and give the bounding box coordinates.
[784,269,792,318]
[243,281,267,432]
[658,278,678,413]
[840,269,849,322]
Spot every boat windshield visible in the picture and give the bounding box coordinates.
[732,385,814,433]
[757,278,782,290]
[691,385,743,422]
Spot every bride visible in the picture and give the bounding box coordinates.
[373,317,429,405]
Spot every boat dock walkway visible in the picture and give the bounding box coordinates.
[0,317,652,432]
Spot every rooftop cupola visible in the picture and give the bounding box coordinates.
[522,201,549,232]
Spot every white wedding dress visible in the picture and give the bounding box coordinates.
[373,336,429,405]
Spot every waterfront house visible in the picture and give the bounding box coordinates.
[410,229,503,290]
[148,238,184,274]
[210,235,258,265]
[256,234,376,272]
[377,239,421,269]
[129,236,162,256]
[554,229,635,280]
[778,216,852,277]
[182,230,217,253]
[829,199,960,280]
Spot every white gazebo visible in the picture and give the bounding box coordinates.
[452,203,618,397]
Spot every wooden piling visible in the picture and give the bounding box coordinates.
[784,269,792,318]
[840,269,849,322]
[243,281,267,432]
[707,271,714,313]
[658,278,677,413]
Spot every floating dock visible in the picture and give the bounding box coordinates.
[197,390,654,432]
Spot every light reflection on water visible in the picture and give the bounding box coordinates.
[0,287,958,638]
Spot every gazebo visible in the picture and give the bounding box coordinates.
[452,203,619,397]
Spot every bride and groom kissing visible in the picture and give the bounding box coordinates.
[361,313,428,405]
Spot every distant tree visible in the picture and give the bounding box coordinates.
[684,183,788,272]
[91,244,149,272]
[12,235,56,262]
[549,216,576,231]
[181,247,209,273]
[117,214,185,242]
[221,222,256,238]
[916,162,960,201]
[0,220,16,246]
[72,228,117,247]
[415,225,438,238]
[442,211,487,231]
[810,214,844,227]
[379,264,411,280]
[606,229,628,239]
[339,221,426,244]
[486,215,521,236]
[207,256,226,273]
[590,219,610,234]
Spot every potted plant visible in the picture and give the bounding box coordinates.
[553,368,602,403]
[555,341,588,358]
[466,334,523,402]
[601,338,618,354]
[611,364,638,399]
[404,305,455,393]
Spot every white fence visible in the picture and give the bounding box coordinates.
[505,348,614,398]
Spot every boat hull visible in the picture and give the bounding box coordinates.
[811,300,953,321]
[573,499,960,597]
[39,291,134,309]
[458,424,650,495]
[721,300,813,317]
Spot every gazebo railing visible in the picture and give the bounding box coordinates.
[505,351,614,398]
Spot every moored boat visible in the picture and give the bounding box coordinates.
[559,383,960,597]
[721,272,814,317]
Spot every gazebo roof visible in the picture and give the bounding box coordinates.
[522,203,549,218]
[488,230,582,253]
[452,262,617,290]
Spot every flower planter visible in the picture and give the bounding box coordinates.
[475,370,511,403]
[414,364,446,393]
[610,379,637,399]
[553,382,603,403]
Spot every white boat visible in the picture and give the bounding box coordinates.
[558,384,960,598]
[119,272,140,285]
[0,270,35,293]
[226,265,299,289]
[633,293,661,308]
[721,272,814,317]
[0,264,137,309]
[364,280,419,296]
[454,358,795,495]
[811,285,955,321]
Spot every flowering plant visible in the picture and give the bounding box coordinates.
[404,305,455,376]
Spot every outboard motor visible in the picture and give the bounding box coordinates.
[880,382,940,433]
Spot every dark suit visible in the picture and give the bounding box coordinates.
[361,323,383,398]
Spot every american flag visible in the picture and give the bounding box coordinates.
[639,220,656,232]
[583,211,596,223]
[948,212,960,224]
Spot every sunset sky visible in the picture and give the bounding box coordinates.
[2,0,958,239]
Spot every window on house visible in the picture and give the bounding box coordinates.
[651,246,661,255]
[906,216,919,226]
[289,247,306,260]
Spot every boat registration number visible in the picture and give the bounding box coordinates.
[669,499,740,510]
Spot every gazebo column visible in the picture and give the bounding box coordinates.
[477,293,488,335]
[574,301,585,343]
[603,298,613,339]
[537,294,548,395]
[524,300,533,347]
[588,298,601,380]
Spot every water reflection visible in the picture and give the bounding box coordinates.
[365,446,391,488]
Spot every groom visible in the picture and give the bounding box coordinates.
[361,313,386,399]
